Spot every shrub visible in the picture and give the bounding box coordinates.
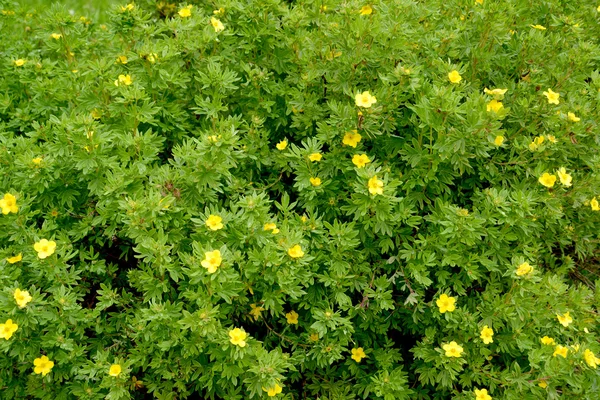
[1,0,600,399]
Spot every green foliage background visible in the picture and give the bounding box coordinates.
[1,0,600,399]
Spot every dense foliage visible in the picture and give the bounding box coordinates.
[1,0,600,399]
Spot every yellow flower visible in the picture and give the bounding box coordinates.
[352,154,371,168]
[355,91,377,108]
[442,341,464,357]
[343,131,362,147]
[368,176,384,196]
[591,197,600,211]
[531,24,547,30]
[32,157,43,165]
[263,384,283,397]
[249,303,264,320]
[557,312,573,327]
[556,167,572,187]
[484,88,508,99]
[201,250,222,273]
[584,349,599,368]
[229,327,247,347]
[553,345,568,358]
[0,319,18,340]
[33,355,54,376]
[276,140,288,150]
[541,336,555,345]
[288,245,304,259]
[14,59,26,67]
[213,8,225,15]
[546,135,557,143]
[359,5,373,15]
[120,4,134,12]
[538,380,548,388]
[210,17,225,32]
[309,152,322,162]
[486,100,504,113]
[51,33,62,40]
[538,173,557,188]
[205,215,224,231]
[475,0,484,4]
[14,288,32,308]
[309,333,319,341]
[493,136,504,146]
[567,112,580,122]
[516,262,533,276]
[178,5,192,18]
[0,193,18,214]
[109,364,122,377]
[7,253,22,264]
[34,239,57,259]
[436,294,456,313]
[351,347,367,362]
[543,88,560,104]
[114,74,133,86]
[91,109,102,119]
[480,326,494,344]
[286,310,299,324]
[474,388,492,400]
[448,70,462,84]
[263,222,280,234]
[309,177,322,187]
[116,55,128,64]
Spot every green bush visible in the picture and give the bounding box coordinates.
[1,0,600,399]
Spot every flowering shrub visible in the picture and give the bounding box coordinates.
[1,0,600,399]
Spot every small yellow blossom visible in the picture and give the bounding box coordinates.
[34,239,56,259]
[543,88,560,104]
[368,176,384,195]
[249,303,264,320]
[436,294,456,313]
[538,381,548,389]
[286,310,299,324]
[0,193,18,214]
[276,140,288,150]
[33,355,54,376]
[567,112,580,122]
[229,327,247,347]
[288,245,304,259]
[474,388,492,400]
[205,215,224,231]
[516,262,533,276]
[309,333,319,341]
[480,326,494,344]
[538,173,557,188]
[448,70,462,84]
[14,59,26,67]
[484,87,508,99]
[442,341,464,357]
[531,24,547,30]
[114,74,132,86]
[178,5,192,18]
[583,349,599,368]
[343,131,362,147]
[263,222,280,234]
[0,319,18,340]
[591,197,600,211]
[32,157,43,165]
[486,100,504,113]
[556,167,572,187]
[351,347,367,362]
[494,136,504,146]
[91,109,102,119]
[557,312,573,327]
[310,177,322,187]
[201,250,222,273]
[109,364,122,377]
[553,345,568,358]
[309,152,322,162]
[14,288,32,308]
[546,135,557,143]
[355,91,377,108]
[213,8,225,15]
[541,336,555,345]
[51,33,62,40]
[210,17,225,32]
[120,4,134,12]
[116,55,128,64]
[352,154,371,168]
[263,384,283,397]
[7,253,22,264]
[359,5,373,15]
